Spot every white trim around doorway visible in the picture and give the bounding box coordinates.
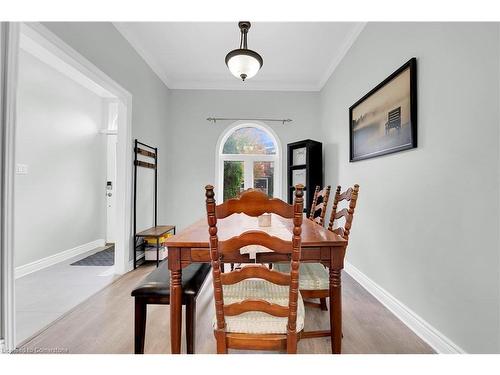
[1,21,20,354]
[1,22,134,351]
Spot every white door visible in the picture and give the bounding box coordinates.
[106,134,117,243]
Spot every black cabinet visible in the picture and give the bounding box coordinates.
[287,139,323,212]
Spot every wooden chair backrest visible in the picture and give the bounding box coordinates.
[327,184,360,241]
[205,185,304,336]
[308,185,331,226]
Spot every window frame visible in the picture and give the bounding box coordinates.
[215,121,282,201]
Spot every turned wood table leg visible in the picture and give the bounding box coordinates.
[169,247,182,354]
[329,267,342,354]
[329,245,345,354]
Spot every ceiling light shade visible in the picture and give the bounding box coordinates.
[225,21,263,81]
[225,50,262,81]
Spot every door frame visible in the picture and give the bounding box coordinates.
[1,22,134,350]
[105,131,118,244]
[1,21,20,353]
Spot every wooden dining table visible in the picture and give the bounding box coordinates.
[164,213,348,354]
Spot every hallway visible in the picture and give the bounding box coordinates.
[15,246,118,344]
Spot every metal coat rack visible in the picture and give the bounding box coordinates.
[132,140,176,269]
[133,139,158,233]
[133,139,166,269]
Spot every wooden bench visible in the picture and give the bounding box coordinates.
[131,261,211,354]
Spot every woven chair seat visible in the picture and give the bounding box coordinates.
[214,279,305,334]
[273,263,329,290]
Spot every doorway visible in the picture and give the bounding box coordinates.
[1,22,133,350]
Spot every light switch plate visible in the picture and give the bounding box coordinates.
[15,164,29,175]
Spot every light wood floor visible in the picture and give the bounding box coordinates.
[16,246,118,344]
[19,265,434,354]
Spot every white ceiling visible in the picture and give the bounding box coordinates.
[114,22,365,91]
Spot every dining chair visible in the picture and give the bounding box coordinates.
[204,184,305,353]
[275,184,360,338]
[308,185,331,227]
[276,185,331,310]
[328,184,360,240]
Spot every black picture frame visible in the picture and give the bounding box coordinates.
[349,57,417,162]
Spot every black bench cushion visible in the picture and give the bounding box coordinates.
[131,261,211,298]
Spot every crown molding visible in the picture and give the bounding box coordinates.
[113,22,366,92]
[113,22,172,88]
[167,79,320,92]
[316,22,367,90]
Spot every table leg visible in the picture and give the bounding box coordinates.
[169,247,182,354]
[156,238,160,268]
[329,267,342,354]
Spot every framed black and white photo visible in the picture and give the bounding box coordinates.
[292,168,306,187]
[349,58,417,162]
[292,147,306,165]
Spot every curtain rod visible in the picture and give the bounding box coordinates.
[206,117,292,125]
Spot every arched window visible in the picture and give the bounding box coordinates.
[216,122,281,201]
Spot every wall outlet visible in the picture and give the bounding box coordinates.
[15,164,29,175]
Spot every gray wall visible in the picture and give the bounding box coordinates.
[42,22,171,260]
[320,22,500,353]
[15,49,107,267]
[15,22,500,353]
[167,89,320,229]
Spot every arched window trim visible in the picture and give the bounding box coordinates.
[215,121,282,201]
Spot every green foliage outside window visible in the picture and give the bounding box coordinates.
[222,127,276,201]
[223,161,243,201]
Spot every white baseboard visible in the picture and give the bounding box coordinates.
[344,261,465,354]
[15,239,105,279]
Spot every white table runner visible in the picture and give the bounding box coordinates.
[238,215,292,260]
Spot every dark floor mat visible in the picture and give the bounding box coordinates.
[71,246,114,266]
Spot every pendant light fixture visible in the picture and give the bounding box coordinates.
[225,21,263,81]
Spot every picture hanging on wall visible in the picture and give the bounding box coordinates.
[349,57,417,162]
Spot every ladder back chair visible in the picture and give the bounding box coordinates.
[205,185,305,354]
[277,185,331,310]
[328,184,360,240]
[275,184,360,339]
[308,185,331,227]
